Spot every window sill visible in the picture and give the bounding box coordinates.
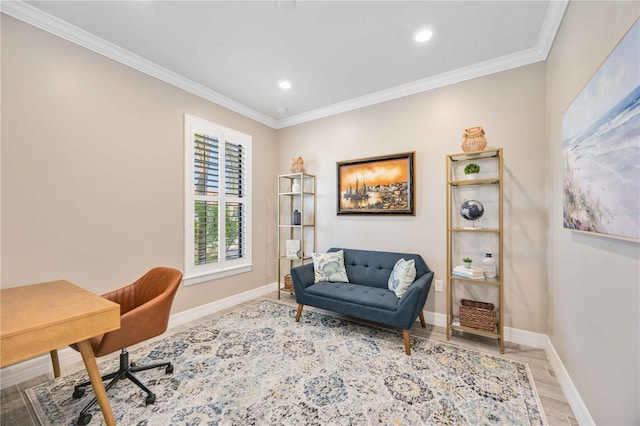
[184,264,253,286]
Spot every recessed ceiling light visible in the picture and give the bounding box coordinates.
[278,80,292,90]
[414,29,433,43]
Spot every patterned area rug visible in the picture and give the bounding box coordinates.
[27,300,547,425]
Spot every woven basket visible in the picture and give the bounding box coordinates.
[461,127,487,152]
[459,299,495,332]
[284,274,294,292]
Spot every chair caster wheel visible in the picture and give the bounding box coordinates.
[146,393,156,405]
[72,388,85,399]
[165,364,174,374]
[77,412,92,425]
[130,361,137,367]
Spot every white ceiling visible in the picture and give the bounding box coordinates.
[4,1,567,128]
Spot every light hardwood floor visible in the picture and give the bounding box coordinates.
[1,291,578,425]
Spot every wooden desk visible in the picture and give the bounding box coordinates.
[1,280,120,425]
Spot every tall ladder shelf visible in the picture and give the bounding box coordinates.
[446,148,504,353]
[277,173,316,299]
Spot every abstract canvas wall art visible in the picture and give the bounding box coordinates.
[562,19,639,242]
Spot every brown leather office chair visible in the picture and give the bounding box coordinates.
[70,267,182,425]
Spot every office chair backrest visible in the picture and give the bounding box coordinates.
[92,267,183,357]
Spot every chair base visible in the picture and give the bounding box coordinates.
[72,349,173,425]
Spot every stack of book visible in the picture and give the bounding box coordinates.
[452,265,485,279]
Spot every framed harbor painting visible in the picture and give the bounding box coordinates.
[562,19,639,242]
[337,152,414,215]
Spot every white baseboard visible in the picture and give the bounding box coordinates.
[167,282,275,329]
[544,336,595,425]
[422,310,446,328]
[0,282,277,390]
[422,310,548,349]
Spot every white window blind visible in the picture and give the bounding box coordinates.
[185,115,252,284]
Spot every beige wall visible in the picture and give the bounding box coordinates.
[0,15,278,313]
[277,62,549,333]
[546,2,640,424]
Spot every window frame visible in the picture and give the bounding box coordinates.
[184,114,252,285]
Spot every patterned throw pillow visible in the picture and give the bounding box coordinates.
[312,250,349,283]
[388,258,416,298]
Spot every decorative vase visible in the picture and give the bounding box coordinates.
[461,127,487,152]
[290,157,305,173]
[464,260,472,268]
[292,209,301,225]
[482,252,496,279]
[291,179,301,192]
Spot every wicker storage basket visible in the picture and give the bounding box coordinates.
[284,274,294,292]
[461,127,487,152]
[459,299,495,332]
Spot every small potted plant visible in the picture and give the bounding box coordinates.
[463,257,472,268]
[464,162,480,179]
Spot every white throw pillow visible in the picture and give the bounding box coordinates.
[312,250,349,283]
[388,258,416,298]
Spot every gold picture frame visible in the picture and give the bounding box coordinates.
[337,152,415,215]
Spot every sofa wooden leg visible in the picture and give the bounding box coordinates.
[403,329,411,355]
[295,304,304,322]
[419,311,426,328]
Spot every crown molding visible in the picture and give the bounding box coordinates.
[275,46,545,129]
[275,0,568,129]
[537,0,570,59]
[0,1,278,129]
[1,0,567,131]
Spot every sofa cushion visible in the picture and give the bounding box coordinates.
[312,250,349,283]
[329,248,428,289]
[388,258,416,298]
[305,282,399,311]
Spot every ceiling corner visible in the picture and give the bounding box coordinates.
[536,0,570,59]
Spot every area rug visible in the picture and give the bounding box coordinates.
[27,300,547,425]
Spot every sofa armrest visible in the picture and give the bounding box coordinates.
[397,271,434,319]
[290,262,315,293]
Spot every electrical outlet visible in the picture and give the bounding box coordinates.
[435,279,444,292]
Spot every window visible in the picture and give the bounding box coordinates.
[184,114,252,284]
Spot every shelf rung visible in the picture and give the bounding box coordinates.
[449,324,501,339]
[449,178,500,186]
[278,191,314,195]
[448,149,501,161]
[448,276,501,286]
[448,228,499,233]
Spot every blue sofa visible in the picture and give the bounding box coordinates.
[290,247,434,355]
